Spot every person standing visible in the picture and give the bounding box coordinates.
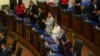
[73,0,82,15]
[28,1,38,24]
[42,12,54,35]
[37,7,46,30]
[16,0,25,20]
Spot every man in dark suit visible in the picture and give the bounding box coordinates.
[58,27,67,53]
[28,1,38,24]
[88,0,100,22]
[0,43,8,56]
[36,7,46,30]
[0,31,6,53]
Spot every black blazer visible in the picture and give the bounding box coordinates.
[58,33,67,52]
[29,4,38,18]
[89,3,100,14]
[0,37,6,49]
[37,12,46,30]
[0,49,9,56]
[37,12,46,21]
[88,3,100,20]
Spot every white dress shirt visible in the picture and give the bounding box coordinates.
[51,25,60,45]
[94,4,97,10]
[99,16,100,21]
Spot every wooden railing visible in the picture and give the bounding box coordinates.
[60,13,100,56]
[0,11,48,56]
[0,2,100,56]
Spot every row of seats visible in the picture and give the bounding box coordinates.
[31,23,85,56]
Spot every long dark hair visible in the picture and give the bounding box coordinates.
[18,0,22,8]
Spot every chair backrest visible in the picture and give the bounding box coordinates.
[1,5,10,11]
[12,37,18,52]
[16,46,23,56]
[73,39,83,56]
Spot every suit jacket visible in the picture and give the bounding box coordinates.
[89,3,100,14]
[28,4,38,18]
[88,3,100,20]
[45,17,54,34]
[28,4,38,23]
[0,37,6,49]
[0,49,9,56]
[58,33,67,52]
[37,12,46,30]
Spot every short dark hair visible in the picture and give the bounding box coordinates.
[38,7,43,10]
[29,0,34,4]
[61,26,67,33]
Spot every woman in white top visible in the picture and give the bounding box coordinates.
[51,22,60,45]
[43,12,54,35]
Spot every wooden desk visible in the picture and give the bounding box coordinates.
[61,13,68,26]
[16,19,24,37]
[82,21,93,41]
[93,29,100,49]
[24,24,32,42]
[30,29,47,56]
[7,15,16,32]
[72,16,82,34]
[0,11,7,27]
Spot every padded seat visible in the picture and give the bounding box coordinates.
[31,23,37,29]
[49,44,63,56]
[81,2,91,6]
[38,30,46,35]
[50,44,58,52]
[91,20,100,26]
[56,53,63,56]
[44,36,55,44]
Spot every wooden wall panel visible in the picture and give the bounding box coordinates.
[94,29,100,49]
[71,16,83,35]
[7,15,16,32]
[16,20,24,37]
[82,21,93,41]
